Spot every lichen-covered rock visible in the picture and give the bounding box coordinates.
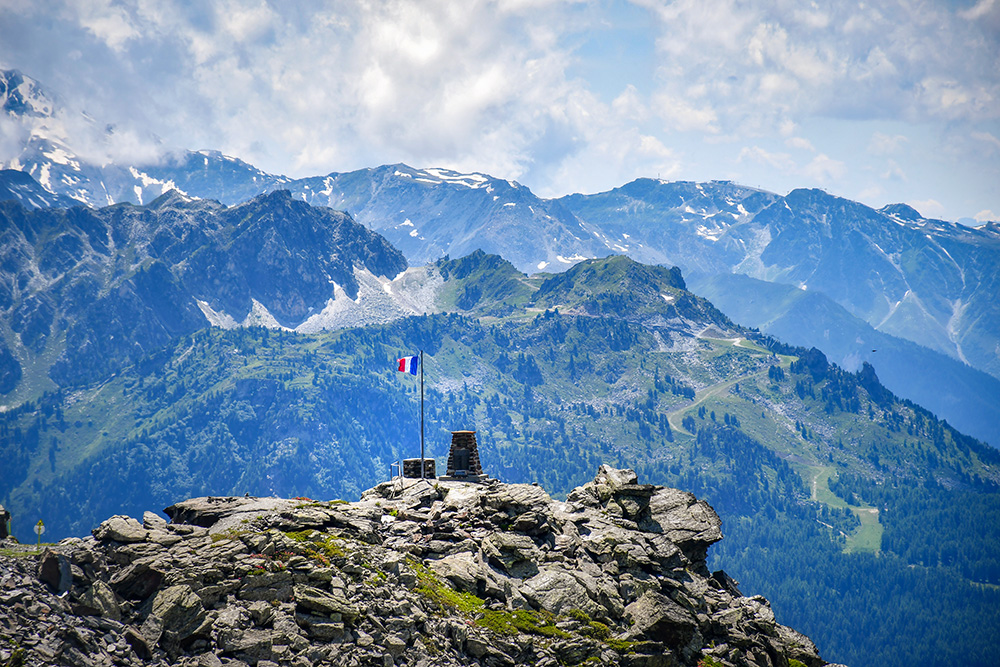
[522,568,605,619]
[0,468,831,667]
[292,583,358,622]
[150,584,209,647]
[74,580,122,621]
[625,591,699,647]
[481,531,540,577]
[428,551,481,593]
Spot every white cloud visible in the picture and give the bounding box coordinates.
[738,145,795,171]
[785,136,814,151]
[959,0,999,22]
[880,159,907,182]
[68,0,140,52]
[652,93,719,133]
[611,85,648,121]
[542,124,682,196]
[857,185,884,203]
[971,131,1000,155]
[868,132,909,156]
[635,0,1000,135]
[0,0,997,219]
[0,116,30,161]
[974,209,998,223]
[778,119,797,137]
[803,153,846,183]
[792,7,830,30]
[918,77,998,121]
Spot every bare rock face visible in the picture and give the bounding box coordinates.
[0,467,830,667]
[92,515,149,543]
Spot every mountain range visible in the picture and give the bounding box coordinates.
[3,67,1000,667]
[3,68,1000,451]
[6,66,998,380]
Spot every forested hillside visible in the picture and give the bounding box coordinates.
[2,255,999,666]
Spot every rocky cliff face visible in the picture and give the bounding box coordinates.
[0,467,831,667]
[0,190,408,393]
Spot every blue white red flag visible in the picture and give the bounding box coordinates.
[397,355,419,375]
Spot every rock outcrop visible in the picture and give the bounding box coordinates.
[0,467,831,667]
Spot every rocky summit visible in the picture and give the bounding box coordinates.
[0,467,831,667]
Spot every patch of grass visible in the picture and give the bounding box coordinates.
[284,529,314,542]
[477,609,570,639]
[283,529,347,564]
[844,508,883,554]
[6,645,27,667]
[411,561,486,614]
[0,549,43,558]
[809,467,883,554]
[604,638,635,653]
[211,529,250,543]
[418,635,442,656]
[410,559,570,640]
[583,621,611,640]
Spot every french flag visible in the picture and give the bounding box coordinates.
[397,355,419,375]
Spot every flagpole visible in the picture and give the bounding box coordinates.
[419,349,425,478]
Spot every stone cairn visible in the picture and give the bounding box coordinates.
[444,430,483,479]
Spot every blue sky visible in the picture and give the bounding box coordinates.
[1,0,998,222]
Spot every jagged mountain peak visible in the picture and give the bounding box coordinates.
[145,188,199,210]
[0,169,78,209]
[879,202,924,221]
[0,68,55,118]
[387,163,505,191]
[569,176,775,218]
[437,248,523,279]
[542,254,687,293]
[533,255,735,332]
[233,186,295,208]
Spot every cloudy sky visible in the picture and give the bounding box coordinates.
[1,0,998,221]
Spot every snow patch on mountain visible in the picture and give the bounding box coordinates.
[194,266,444,335]
[41,146,78,169]
[128,166,184,202]
[421,167,489,189]
[244,299,287,329]
[732,225,774,278]
[197,298,290,331]
[195,300,240,329]
[696,225,721,241]
[0,70,55,118]
[297,266,443,332]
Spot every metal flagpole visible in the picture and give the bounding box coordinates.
[419,350,425,478]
